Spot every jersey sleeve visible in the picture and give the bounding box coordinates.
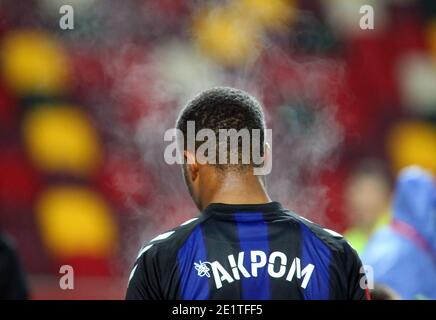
[0,236,28,300]
[125,246,162,300]
[343,242,368,300]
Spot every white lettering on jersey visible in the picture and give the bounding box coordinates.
[228,252,251,280]
[286,257,315,289]
[268,251,287,278]
[250,251,267,277]
[195,250,315,290]
[210,261,234,289]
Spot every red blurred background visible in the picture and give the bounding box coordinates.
[0,0,435,299]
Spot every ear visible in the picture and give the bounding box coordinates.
[184,150,199,181]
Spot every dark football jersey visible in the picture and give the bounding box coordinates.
[126,202,368,300]
[0,234,28,300]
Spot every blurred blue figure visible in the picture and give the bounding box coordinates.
[362,166,436,299]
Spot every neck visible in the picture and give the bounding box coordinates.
[200,170,271,209]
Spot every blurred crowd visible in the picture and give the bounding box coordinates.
[0,0,435,299]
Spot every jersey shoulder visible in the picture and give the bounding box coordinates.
[128,214,208,287]
[285,210,356,255]
[285,211,365,299]
[137,215,204,257]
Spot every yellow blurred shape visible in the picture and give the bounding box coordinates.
[387,121,436,174]
[236,0,296,31]
[36,186,117,258]
[23,105,101,176]
[193,7,261,66]
[1,30,70,95]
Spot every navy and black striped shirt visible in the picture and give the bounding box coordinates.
[126,202,367,300]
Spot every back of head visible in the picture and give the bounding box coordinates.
[176,87,266,173]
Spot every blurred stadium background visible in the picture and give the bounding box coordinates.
[0,0,435,299]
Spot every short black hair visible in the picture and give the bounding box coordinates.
[176,87,265,172]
